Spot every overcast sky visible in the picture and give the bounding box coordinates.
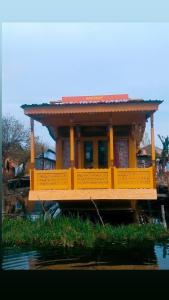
[2,22,169,148]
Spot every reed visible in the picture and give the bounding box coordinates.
[3,216,169,249]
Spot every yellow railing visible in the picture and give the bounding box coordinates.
[114,167,154,189]
[31,167,155,191]
[32,169,71,190]
[74,168,112,189]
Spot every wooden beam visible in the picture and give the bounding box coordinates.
[29,188,157,201]
[151,114,156,166]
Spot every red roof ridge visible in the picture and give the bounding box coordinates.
[62,94,129,103]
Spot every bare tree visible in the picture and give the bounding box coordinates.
[2,115,30,162]
[158,135,169,168]
[2,115,50,165]
[141,131,150,147]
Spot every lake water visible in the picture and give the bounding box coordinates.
[2,240,169,270]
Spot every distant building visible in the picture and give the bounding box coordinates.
[35,149,56,170]
[137,145,162,168]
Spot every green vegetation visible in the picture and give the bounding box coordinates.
[3,216,169,249]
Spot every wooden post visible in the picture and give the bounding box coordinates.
[56,128,62,169]
[151,114,156,167]
[129,124,137,168]
[70,126,75,167]
[30,118,35,190]
[70,126,75,189]
[77,127,81,168]
[109,125,114,167]
[30,118,35,168]
[55,128,57,168]
[109,125,114,188]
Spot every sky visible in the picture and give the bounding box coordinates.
[2,22,169,148]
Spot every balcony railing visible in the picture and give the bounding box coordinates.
[30,167,155,191]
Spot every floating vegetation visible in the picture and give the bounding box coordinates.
[2,216,169,249]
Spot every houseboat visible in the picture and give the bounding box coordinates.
[21,94,162,211]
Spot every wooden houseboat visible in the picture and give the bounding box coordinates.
[21,94,162,210]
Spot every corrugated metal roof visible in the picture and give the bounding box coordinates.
[21,99,163,109]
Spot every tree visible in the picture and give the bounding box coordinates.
[2,115,50,165]
[158,135,169,168]
[2,115,30,163]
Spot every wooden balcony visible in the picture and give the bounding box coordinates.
[29,167,157,201]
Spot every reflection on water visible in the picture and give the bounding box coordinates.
[2,240,169,270]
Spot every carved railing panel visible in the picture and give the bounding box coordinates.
[114,167,154,189]
[74,168,111,189]
[33,169,71,190]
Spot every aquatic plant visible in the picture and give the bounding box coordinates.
[2,216,169,249]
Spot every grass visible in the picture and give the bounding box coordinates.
[2,216,169,249]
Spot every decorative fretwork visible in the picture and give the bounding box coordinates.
[74,169,111,189]
[114,167,154,189]
[34,169,71,190]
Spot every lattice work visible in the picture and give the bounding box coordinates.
[114,168,154,189]
[34,169,71,190]
[74,169,111,189]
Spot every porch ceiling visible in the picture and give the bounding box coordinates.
[22,100,161,127]
[25,111,152,127]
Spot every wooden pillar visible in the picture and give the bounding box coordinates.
[56,128,62,169]
[77,127,81,168]
[109,125,114,188]
[30,118,35,190]
[109,125,114,167]
[70,126,75,167]
[30,118,35,168]
[151,114,156,167]
[70,126,75,189]
[129,124,137,168]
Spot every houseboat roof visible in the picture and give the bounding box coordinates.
[21,94,163,135]
[21,94,162,109]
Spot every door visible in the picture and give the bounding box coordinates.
[84,141,93,168]
[98,140,108,168]
[83,139,108,168]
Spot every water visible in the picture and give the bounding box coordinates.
[2,240,169,270]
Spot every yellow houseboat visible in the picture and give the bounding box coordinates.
[21,94,162,209]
